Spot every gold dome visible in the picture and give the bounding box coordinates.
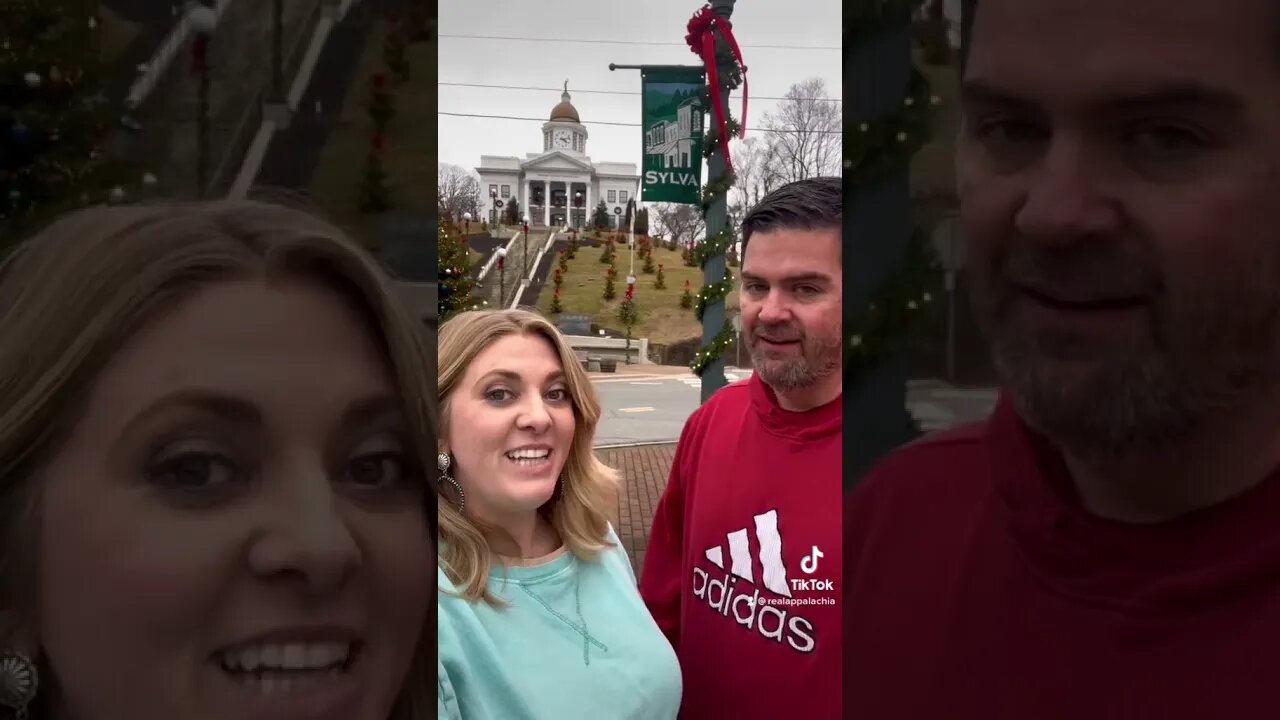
[550,101,580,122]
[550,81,579,122]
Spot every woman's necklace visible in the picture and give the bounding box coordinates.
[518,563,608,666]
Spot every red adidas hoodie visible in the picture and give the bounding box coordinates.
[640,374,842,719]
[845,394,1280,720]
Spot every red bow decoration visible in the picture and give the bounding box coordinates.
[191,35,209,74]
[685,5,748,173]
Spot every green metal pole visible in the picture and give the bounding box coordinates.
[847,16,920,488]
[699,0,737,404]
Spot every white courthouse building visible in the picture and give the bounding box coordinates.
[477,83,640,229]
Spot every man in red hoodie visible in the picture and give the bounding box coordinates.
[641,177,842,719]
[846,0,1280,718]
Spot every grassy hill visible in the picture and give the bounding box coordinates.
[535,240,740,346]
[309,20,433,247]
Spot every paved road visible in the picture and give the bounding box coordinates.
[593,370,1000,446]
[593,370,752,447]
[906,379,999,432]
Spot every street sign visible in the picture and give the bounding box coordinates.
[639,66,707,204]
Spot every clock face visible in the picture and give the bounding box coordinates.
[555,131,571,148]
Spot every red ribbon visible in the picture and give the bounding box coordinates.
[685,5,748,173]
[191,35,209,74]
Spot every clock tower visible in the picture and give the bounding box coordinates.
[541,80,588,155]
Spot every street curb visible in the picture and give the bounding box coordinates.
[594,440,679,450]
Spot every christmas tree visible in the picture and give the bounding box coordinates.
[384,18,410,83]
[618,284,637,328]
[437,222,482,321]
[406,0,432,43]
[603,265,617,300]
[358,146,390,213]
[0,1,141,248]
[369,73,395,130]
[592,199,610,230]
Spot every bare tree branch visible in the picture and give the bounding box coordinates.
[437,163,481,222]
[650,203,706,248]
[757,78,843,186]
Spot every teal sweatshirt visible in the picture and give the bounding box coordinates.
[438,527,682,719]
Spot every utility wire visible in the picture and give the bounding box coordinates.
[438,34,839,50]
[438,111,842,135]
[439,81,842,103]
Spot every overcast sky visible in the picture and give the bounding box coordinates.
[437,0,842,179]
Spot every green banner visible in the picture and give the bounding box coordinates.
[640,67,706,204]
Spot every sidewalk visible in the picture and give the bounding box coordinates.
[597,443,675,578]
[589,363,752,383]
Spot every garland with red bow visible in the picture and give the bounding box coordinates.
[685,4,747,173]
[846,0,945,384]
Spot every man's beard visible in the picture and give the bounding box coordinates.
[749,321,842,391]
[971,244,1280,461]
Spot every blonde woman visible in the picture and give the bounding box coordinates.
[0,201,433,720]
[437,309,681,719]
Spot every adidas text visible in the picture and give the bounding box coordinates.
[692,568,817,653]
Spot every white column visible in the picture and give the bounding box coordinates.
[544,182,550,226]
[586,183,592,228]
[523,179,530,224]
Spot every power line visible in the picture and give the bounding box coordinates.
[438,34,839,51]
[438,111,842,135]
[439,81,842,104]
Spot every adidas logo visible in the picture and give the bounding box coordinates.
[690,509,818,654]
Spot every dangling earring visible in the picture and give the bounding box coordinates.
[438,452,465,514]
[0,650,37,720]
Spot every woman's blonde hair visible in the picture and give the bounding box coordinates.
[0,200,435,720]
[437,309,619,603]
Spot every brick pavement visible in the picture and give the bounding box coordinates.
[597,443,676,579]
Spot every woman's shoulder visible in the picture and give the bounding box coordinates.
[592,524,639,583]
[437,561,461,595]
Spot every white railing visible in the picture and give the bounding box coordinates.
[475,229,521,283]
[125,0,234,110]
[227,0,361,199]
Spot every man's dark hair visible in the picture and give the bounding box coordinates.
[740,176,842,263]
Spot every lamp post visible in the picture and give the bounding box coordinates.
[625,275,637,364]
[189,3,218,198]
[522,215,531,279]
[496,247,508,307]
[462,211,471,236]
[575,191,582,229]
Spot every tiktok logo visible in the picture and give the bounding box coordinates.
[801,545,823,575]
